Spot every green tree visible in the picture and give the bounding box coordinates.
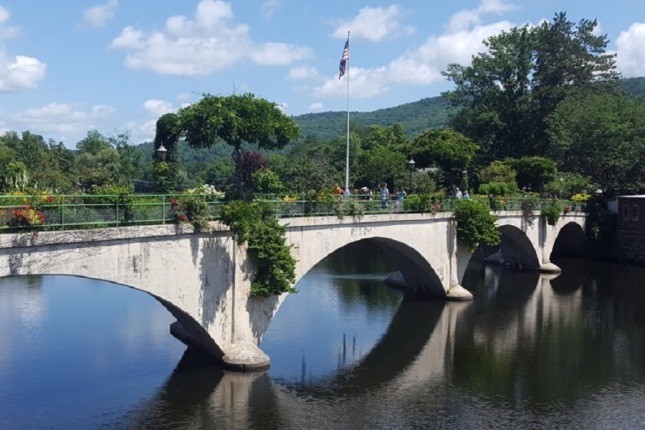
[153,113,182,162]
[204,158,235,188]
[357,144,407,190]
[76,149,122,191]
[178,93,300,192]
[505,156,557,192]
[546,91,645,195]
[454,199,501,252]
[477,160,519,194]
[443,12,619,160]
[252,168,283,194]
[532,13,620,154]
[411,128,477,192]
[76,130,112,155]
[276,155,337,193]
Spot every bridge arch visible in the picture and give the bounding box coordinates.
[291,237,446,299]
[551,221,586,259]
[498,224,541,270]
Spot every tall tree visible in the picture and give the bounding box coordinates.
[443,26,534,160]
[546,92,645,195]
[178,93,300,194]
[532,12,620,153]
[443,12,619,160]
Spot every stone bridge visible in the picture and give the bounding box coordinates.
[0,211,586,370]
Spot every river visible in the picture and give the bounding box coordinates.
[0,243,644,429]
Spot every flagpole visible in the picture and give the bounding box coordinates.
[344,30,350,196]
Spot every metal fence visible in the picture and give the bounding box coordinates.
[0,193,584,233]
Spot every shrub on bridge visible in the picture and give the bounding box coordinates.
[541,199,563,226]
[333,199,364,219]
[454,199,501,252]
[219,201,296,297]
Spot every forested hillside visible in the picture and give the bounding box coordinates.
[621,77,645,97]
[292,96,452,142]
[291,77,644,144]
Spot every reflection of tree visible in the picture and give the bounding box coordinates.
[285,298,446,398]
[122,348,223,428]
[331,277,402,312]
[453,260,645,409]
[315,239,403,311]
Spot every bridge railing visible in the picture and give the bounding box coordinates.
[0,193,584,233]
[0,194,223,233]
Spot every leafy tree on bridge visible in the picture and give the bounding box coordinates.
[177,93,300,196]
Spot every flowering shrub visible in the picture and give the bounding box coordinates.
[184,184,225,199]
[171,196,211,231]
[571,193,590,203]
[6,205,46,227]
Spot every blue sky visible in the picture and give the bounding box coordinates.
[0,0,643,148]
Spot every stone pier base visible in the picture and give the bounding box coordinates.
[539,262,562,273]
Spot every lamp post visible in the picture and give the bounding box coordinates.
[156,144,167,162]
[407,158,415,190]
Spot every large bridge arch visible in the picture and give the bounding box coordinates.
[291,237,446,298]
[247,236,447,351]
[0,227,239,364]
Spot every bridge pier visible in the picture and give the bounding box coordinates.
[539,262,562,273]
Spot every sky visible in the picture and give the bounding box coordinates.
[0,0,643,148]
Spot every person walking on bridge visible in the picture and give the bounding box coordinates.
[380,183,390,209]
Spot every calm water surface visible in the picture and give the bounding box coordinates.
[0,248,644,429]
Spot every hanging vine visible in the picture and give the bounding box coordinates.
[219,201,296,297]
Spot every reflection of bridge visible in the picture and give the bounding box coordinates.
[0,211,585,370]
[120,266,594,428]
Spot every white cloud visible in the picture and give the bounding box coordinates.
[143,99,174,117]
[250,43,311,65]
[0,51,46,91]
[447,0,515,33]
[109,0,309,76]
[261,0,281,19]
[616,23,645,77]
[389,21,513,85]
[0,10,42,92]
[83,0,119,28]
[137,119,157,141]
[314,20,512,99]
[314,66,390,98]
[308,102,324,112]
[332,5,413,42]
[12,103,114,143]
[0,6,19,39]
[288,66,319,80]
[313,1,515,101]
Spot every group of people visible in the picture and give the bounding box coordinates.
[455,187,470,199]
[333,183,408,209]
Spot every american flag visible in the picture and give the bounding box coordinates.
[338,37,349,79]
